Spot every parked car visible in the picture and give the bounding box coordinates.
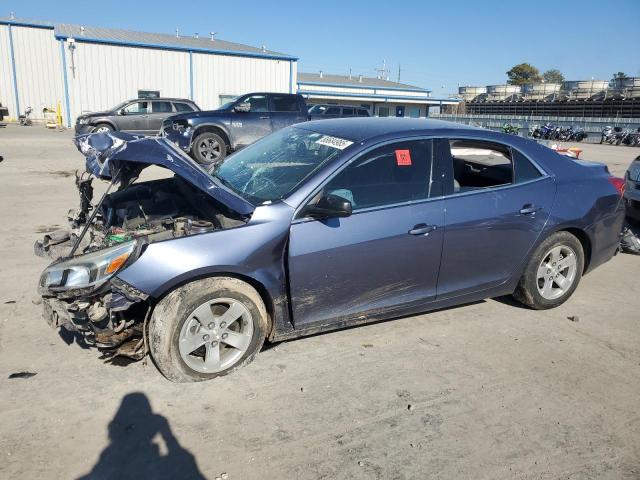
[625,155,640,221]
[37,118,625,382]
[161,93,308,166]
[75,98,200,135]
[308,104,370,120]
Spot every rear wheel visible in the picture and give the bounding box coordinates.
[149,277,269,382]
[513,231,584,309]
[192,132,227,166]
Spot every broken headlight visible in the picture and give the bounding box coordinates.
[172,120,189,133]
[40,241,136,292]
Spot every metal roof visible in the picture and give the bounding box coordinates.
[298,72,430,93]
[0,17,297,60]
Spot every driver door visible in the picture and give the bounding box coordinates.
[288,139,445,328]
[117,101,150,133]
[233,94,273,147]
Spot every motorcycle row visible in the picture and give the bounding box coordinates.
[600,126,640,147]
[528,123,588,142]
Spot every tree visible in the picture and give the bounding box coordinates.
[542,69,564,84]
[506,63,542,86]
[612,72,628,81]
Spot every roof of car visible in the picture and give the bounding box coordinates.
[311,104,368,109]
[297,118,481,142]
[129,98,195,102]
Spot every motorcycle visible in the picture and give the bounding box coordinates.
[501,123,519,135]
[18,106,33,126]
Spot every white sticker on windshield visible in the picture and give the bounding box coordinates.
[315,135,353,150]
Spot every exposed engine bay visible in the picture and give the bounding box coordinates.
[36,170,246,362]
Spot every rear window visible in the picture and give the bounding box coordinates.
[271,95,299,112]
[326,107,341,115]
[173,102,195,112]
[152,101,173,113]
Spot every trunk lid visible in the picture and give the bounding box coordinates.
[74,131,255,216]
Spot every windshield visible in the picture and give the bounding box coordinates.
[212,127,349,204]
[110,101,129,112]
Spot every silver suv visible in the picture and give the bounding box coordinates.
[75,98,200,135]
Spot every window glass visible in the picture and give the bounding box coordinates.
[408,106,421,118]
[174,102,195,112]
[512,149,542,183]
[241,95,268,112]
[219,95,239,109]
[325,107,341,115]
[123,102,149,115]
[272,95,299,112]
[322,140,433,210]
[342,107,354,116]
[378,106,390,117]
[357,109,369,116]
[309,105,327,114]
[152,101,173,113]
[448,139,514,192]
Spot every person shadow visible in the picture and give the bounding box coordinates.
[77,392,206,480]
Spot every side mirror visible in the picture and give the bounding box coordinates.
[303,193,352,219]
[234,102,251,113]
[119,109,127,115]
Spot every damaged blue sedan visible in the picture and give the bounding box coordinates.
[37,118,625,382]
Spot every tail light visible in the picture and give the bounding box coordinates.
[608,176,626,196]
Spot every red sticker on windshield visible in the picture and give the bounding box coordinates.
[395,149,412,166]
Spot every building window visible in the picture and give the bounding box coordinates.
[408,106,421,118]
[378,106,390,117]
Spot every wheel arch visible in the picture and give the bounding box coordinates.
[548,226,592,274]
[92,119,117,131]
[192,124,231,149]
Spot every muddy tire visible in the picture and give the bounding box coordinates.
[513,231,584,310]
[191,132,227,166]
[149,277,269,382]
[93,123,114,133]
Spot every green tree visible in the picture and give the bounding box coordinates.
[612,72,628,81]
[506,63,542,85]
[542,69,564,84]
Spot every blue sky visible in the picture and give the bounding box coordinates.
[4,0,639,97]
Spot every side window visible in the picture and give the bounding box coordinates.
[357,109,369,116]
[448,139,513,192]
[173,102,195,112]
[378,106,390,117]
[322,140,433,210]
[123,101,149,115]
[325,107,341,115]
[342,107,354,116]
[152,101,173,113]
[512,149,542,183]
[271,95,299,112]
[241,95,268,112]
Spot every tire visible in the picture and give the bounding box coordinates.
[191,132,227,166]
[513,231,584,310]
[149,277,269,382]
[93,123,114,133]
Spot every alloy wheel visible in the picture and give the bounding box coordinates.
[536,245,578,300]
[197,137,222,162]
[178,298,254,373]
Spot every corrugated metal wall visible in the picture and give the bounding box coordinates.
[192,54,291,110]
[66,42,191,118]
[0,25,17,119]
[1,23,295,124]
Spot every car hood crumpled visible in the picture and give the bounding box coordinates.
[74,131,255,216]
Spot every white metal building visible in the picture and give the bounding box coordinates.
[297,72,458,117]
[0,17,297,126]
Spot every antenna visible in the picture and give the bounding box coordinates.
[375,59,389,80]
[209,32,217,41]
[397,64,401,83]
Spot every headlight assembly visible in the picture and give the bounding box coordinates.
[77,117,88,125]
[40,241,136,292]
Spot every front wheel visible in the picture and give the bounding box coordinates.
[149,277,269,382]
[93,123,114,133]
[191,132,227,166]
[513,231,584,310]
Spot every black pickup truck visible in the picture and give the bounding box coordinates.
[161,93,308,165]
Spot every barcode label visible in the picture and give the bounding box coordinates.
[315,135,354,150]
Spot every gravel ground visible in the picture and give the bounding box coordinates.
[0,125,639,479]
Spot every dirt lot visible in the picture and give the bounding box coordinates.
[0,125,639,479]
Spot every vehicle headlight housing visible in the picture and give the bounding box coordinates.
[77,117,89,125]
[628,160,640,182]
[40,241,136,292]
[172,120,189,133]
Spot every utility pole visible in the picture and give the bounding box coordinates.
[397,64,401,83]
[375,59,389,80]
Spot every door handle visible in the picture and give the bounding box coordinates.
[519,204,541,215]
[409,223,437,235]
[259,116,270,119]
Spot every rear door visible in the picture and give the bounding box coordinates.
[270,94,307,131]
[288,139,446,328]
[148,101,174,133]
[233,94,272,147]
[434,138,555,298]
